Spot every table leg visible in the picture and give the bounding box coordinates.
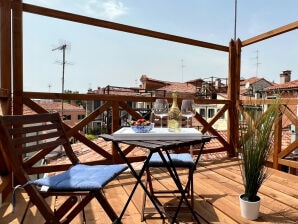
[158,148,202,224]
[112,142,165,223]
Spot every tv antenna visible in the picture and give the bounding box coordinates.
[255,50,261,77]
[52,44,71,93]
[181,59,185,82]
[234,0,238,40]
[52,42,71,119]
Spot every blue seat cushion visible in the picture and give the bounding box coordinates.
[148,152,194,167]
[28,164,128,191]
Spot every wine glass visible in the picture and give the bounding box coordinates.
[152,99,169,128]
[181,99,196,128]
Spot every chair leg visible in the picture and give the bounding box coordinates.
[54,196,78,220]
[141,168,162,221]
[140,170,149,221]
[146,168,154,195]
[62,193,94,223]
[94,190,118,222]
[25,185,60,224]
[190,172,194,208]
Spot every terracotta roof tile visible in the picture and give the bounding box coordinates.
[140,75,169,84]
[157,82,196,93]
[265,79,298,91]
[240,77,259,85]
[35,101,85,112]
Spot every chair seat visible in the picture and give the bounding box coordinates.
[28,164,128,191]
[148,152,194,167]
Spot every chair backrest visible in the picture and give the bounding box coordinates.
[0,113,79,185]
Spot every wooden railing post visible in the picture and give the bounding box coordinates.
[227,39,241,157]
[273,109,283,170]
[111,101,121,163]
[12,0,23,115]
[0,0,12,99]
[111,101,120,133]
[0,1,12,201]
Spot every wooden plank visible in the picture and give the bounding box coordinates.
[148,167,239,224]
[0,189,50,224]
[197,159,298,223]
[116,169,164,223]
[242,21,298,47]
[101,176,140,223]
[1,159,297,223]
[23,91,230,105]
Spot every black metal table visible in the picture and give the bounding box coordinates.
[100,133,212,223]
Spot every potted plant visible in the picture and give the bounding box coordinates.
[238,98,281,220]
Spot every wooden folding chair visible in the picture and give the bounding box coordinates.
[0,113,127,223]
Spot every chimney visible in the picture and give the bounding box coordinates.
[215,78,221,89]
[280,70,291,84]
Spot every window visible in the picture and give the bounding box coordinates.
[208,109,215,118]
[78,114,85,120]
[199,108,206,117]
[63,115,71,120]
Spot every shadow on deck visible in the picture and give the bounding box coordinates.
[0,158,297,224]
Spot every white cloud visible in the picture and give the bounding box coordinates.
[82,0,128,20]
[24,0,128,21]
[24,0,53,7]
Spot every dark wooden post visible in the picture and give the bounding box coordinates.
[0,0,11,171]
[112,101,121,163]
[227,39,241,157]
[273,110,282,170]
[0,0,12,202]
[12,0,23,115]
[0,0,11,96]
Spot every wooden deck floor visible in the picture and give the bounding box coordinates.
[1,158,297,224]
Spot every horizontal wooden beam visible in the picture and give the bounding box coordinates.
[22,3,229,52]
[242,21,298,47]
[240,98,298,105]
[23,91,230,104]
[278,158,298,169]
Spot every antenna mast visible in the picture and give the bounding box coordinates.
[52,44,68,119]
[234,0,237,40]
[255,50,261,77]
[181,59,185,82]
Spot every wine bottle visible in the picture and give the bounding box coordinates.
[168,91,181,132]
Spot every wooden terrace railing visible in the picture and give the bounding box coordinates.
[22,91,233,164]
[240,98,298,173]
[2,90,297,173]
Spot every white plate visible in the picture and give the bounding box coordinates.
[112,127,202,140]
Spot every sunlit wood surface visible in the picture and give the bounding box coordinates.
[1,158,297,224]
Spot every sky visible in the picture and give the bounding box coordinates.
[22,0,297,93]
